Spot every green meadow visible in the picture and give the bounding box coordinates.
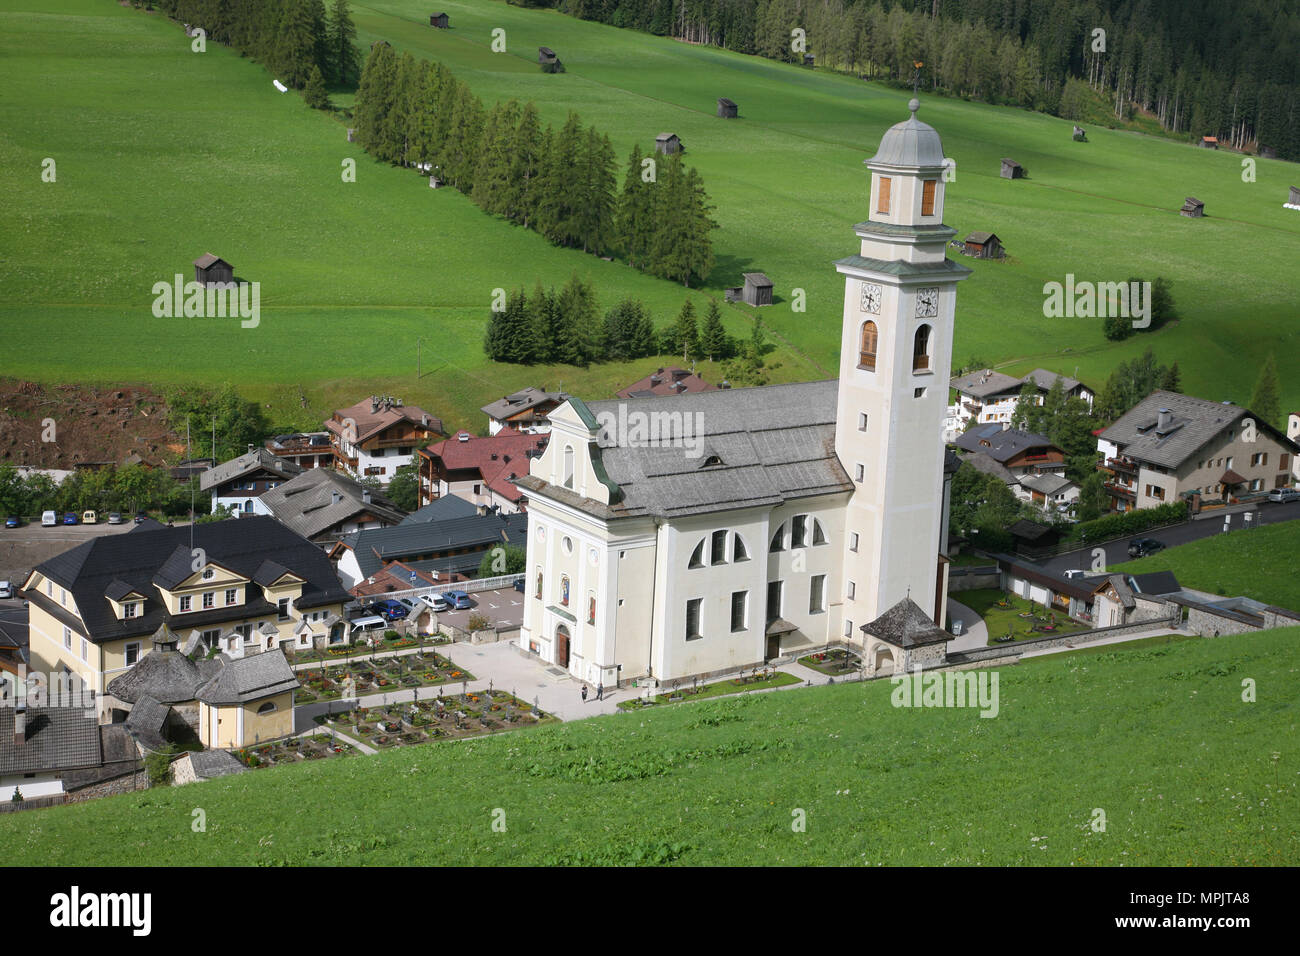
[1113,519,1300,611]
[1,0,1298,433]
[2,627,1295,865]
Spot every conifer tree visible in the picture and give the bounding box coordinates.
[303,63,330,109]
[556,275,602,367]
[699,299,727,361]
[326,0,360,86]
[528,282,559,364]
[574,127,617,255]
[538,114,585,248]
[672,299,698,363]
[472,100,521,215]
[615,145,655,267]
[1249,354,1280,427]
[505,104,546,228]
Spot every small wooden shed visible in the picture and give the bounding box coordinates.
[1258,145,1277,159]
[655,133,682,156]
[717,97,738,119]
[1200,136,1218,149]
[1000,158,1024,179]
[1287,185,1300,207]
[741,272,773,306]
[802,53,815,66]
[347,127,355,142]
[1180,196,1205,218]
[193,254,233,286]
[429,12,448,28]
[961,232,1004,260]
[538,46,557,65]
[1072,125,1087,142]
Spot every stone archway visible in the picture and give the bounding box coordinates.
[555,624,570,668]
[872,644,896,677]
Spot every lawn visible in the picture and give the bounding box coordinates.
[617,669,802,709]
[958,587,1090,645]
[2,0,1299,437]
[3,625,1296,865]
[1112,518,1300,611]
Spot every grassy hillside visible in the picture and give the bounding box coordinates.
[2,0,1298,434]
[1113,519,1300,611]
[3,629,1296,866]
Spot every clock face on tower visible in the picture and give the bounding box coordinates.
[860,282,882,314]
[915,287,939,318]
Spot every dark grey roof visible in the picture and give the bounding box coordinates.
[1128,571,1180,596]
[104,579,144,601]
[1008,519,1055,542]
[186,749,248,780]
[0,706,102,775]
[1022,369,1083,394]
[859,598,952,648]
[943,449,962,475]
[963,451,1016,484]
[200,448,302,491]
[107,626,204,704]
[480,388,570,422]
[260,467,405,540]
[868,98,945,168]
[949,368,1023,398]
[27,516,351,644]
[400,495,478,525]
[124,694,170,751]
[1103,574,1136,609]
[955,424,1057,463]
[579,380,852,519]
[253,559,299,587]
[1018,473,1074,496]
[196,651,299,705]
[342,512,528,580]
[1099,390,1300,469]
[743,272,772,287]
[964,231,998,244]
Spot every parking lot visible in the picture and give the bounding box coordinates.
[0,520,140,589]
[436,586,525,632]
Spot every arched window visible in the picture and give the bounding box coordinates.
[769,524,786,552]
[563,445,575,489]
[859,321,878,371]
[913,325,932,372]
[733,534,749,562]
[688,539,706,569]
[257,701,276,715]
[711,529,728,565]
[812,518,827,546]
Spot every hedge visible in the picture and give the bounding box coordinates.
[1066,500,1188,543]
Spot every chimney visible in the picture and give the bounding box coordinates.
[1157,408,1171,431]
[247,443,255,454]
[477,504,488,516]
[14,706,26,747]
[362,489,371,504]
[331,491,341,505]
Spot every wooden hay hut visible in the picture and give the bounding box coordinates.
[1072,125,1087,142]
[1000,158,1024,179]
[961,232,1004,260]
[193,254,233,286]
[1200,136,1218,149]
[741,272,773,306]
[802,53,815,66]
[1180,196,1205,218]
[347,128,355,142]
[1258,145,1277,159]
[1287,185,1300,208]
[717,97,738,119]
[539,46,557,65]
[655,133,682,156]
[429,12,448,28]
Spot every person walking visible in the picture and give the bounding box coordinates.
[596,682,604,701]
[581,684,589,704]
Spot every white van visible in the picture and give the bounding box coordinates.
[42,511,57,527]
[349,615,387,637]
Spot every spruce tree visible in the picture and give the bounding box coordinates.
[1249,354,1280,427]
[672,299,698,363]
[472,100,521,215]
[528,282,559,364]
[505,104,546,228]
[326,0,360,87]
[556,275,601,367]
[303,63,329,109]
[699,299,727,361]
[615,145,654,267]
[538,114,584,247]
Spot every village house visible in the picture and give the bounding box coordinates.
[615,366,719,399]
[1096,390,1299,512]
[1,706,141,805]
[944,367,1093,440]
[265,431,333,470]
[20,516,350,722]
[259,466,406,544]
[481,388,571,435]
[515,98,972,684]
[417,427,547,513]
[199,446,303,516]
[326,395,444,482]
[332,509,528,591]
[955,424,1067,478]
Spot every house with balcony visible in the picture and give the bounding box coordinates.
[20,516,350,723]
[326,395,445,482]
[944,368,1093,441]
[259,467,406,544]
[265,431,334,469]
[417,428,548,514]
[481,388,571,435]
[1097,391,1299,512]
[199,446,303,516]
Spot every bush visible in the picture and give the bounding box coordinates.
[145,745,178,787]
[466,613,492,632]
[1068,500,1188,543]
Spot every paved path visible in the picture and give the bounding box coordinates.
[945,597,988,652]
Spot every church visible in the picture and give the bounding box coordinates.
[514,98,971,687]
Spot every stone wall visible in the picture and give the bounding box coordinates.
[1186,606,1261,638]
[947,566,1001,592]
[66,769,150,804]
[949,613,1181,663]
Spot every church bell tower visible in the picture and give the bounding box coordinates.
[833,97,971,633]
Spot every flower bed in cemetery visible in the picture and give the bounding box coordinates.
[234,735,359,769]
[294,651,476,705]
[316,690,556,747]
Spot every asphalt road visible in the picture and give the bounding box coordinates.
[0,520,139,587]
[1036,499,1300,576]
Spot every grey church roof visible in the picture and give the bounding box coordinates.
[859,598,953,648]
[578,380,852,519]
[868,98,945,168]
[196,651,299,705]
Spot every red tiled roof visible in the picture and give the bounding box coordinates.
[616,366,718,399]
[326,396,443,444]
[421,428,547,503]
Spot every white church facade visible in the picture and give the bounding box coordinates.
[515,99,970,686]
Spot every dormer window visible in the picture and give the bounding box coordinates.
[179,595,192,612]
[123,601,138,619]
[701,454,723,467]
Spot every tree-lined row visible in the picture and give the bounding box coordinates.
[154,0,361,95]
[537,0,1299,160]
[352,43,716,285]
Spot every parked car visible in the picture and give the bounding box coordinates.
[42,511,57,527]
[1267,487,1300,503]
[349,614,388,637]
[82,510,97,524]
[133,511,149,523]
[107,512,123,524]
[419,593,449,612]
[62,512,79,526]
[1062,569,1087,579]
[440,590,473,610]
[0,581,12,600]
[4,516,21,528]
[397,598,421,614]
[365,599,409,621]
[1127,537,1166,558]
